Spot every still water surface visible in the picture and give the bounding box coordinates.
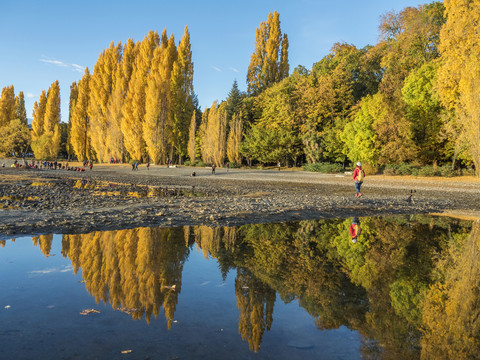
[0,215,478,359]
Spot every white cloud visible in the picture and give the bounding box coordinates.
[40,57,85,73]
[28,265,73,276]
[229,67,239,73]
[25,92,36,98]
[212,66,222,72]
[71,64,85,73]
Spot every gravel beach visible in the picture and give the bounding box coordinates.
[1,162,480,239]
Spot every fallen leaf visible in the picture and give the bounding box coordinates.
[121,350,132,354]
[4,305,11,309]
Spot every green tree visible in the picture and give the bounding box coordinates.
[402,62,446,165]
[341,95,381,166]
[225,80,244,124]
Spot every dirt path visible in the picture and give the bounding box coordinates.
[1,164,479,239]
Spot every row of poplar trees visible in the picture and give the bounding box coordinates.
[68,27,194,164]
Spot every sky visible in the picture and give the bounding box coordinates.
[0,0,430,123]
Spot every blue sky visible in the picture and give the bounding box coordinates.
[0,0,429,122]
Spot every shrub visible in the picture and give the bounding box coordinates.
[362,163,378,176]
[418,165,437,177]
[396,163,418,175]
[437,165,456,177]
[303,162,343,173]
[194,159,206,167]
[383,164,398,176]
[462,168,476,176]
[184,160,192,166]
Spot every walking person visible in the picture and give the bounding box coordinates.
[226,162,229,173]
[353,162,365,197]
[211,164,216,175]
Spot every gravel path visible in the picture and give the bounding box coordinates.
[1,163,479,239]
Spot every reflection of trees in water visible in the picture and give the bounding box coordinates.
[235,268,275,353]
[20,215,480,357]
[33,234,53,256]
[421,220,480,359]
[62,227,190,327]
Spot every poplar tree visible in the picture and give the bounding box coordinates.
[187,110,197,162]
[279,34,289,80]
[247,11,289,95]
[202,101,227,166]
[227,112,243,164]
[198,109,209,162]
[67,81,79,157]
[0,85,16,128]
[170,25,194,162]
[105,38,137,162]
[32,81,61,159]
[70,68,91,161]
[32,90,47,143]
[437,0,480,175]
[43,80,61,159]
[144,43,168,164]
[15,91,27,125]
[89,42,121,162]
[122,31,159,161]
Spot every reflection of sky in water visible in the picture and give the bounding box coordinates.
[0,233,361,360]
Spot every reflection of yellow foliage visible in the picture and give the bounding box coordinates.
[421,221,480,359]
[62,226,188,325]
[0,240,5,247]
[235,268,275,353]
[32,234,53,256]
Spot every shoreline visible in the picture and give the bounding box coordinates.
[1,165,480,239]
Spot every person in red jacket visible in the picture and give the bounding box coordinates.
[349,217,361,243]
[352,162,365,197]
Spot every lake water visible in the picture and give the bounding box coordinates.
[1,215,479,359]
